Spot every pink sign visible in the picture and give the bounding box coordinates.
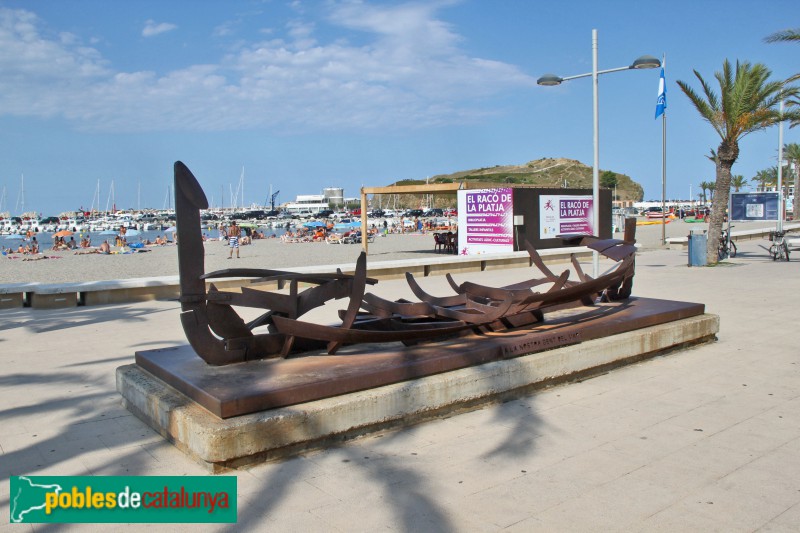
[457,188,514,255]
[539,195,593,239]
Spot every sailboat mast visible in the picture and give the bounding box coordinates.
[105,180,115,213]
[89,179,100,214]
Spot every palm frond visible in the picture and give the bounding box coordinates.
[679,58,792,146]
[764,28,800,43]
[677,79,724,138]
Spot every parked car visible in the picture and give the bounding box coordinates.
[404,209,424,218]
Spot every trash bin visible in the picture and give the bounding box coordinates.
[688,229,707,267]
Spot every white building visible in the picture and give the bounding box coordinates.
[283,194,330,215]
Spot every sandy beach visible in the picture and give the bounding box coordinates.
[0,220,788,284]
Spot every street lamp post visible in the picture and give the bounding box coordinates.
[538,29,660,277]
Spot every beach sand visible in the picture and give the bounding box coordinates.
[0,220,782,284]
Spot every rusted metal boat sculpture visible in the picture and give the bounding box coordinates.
[175,161,637,366]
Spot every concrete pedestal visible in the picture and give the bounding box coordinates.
[117,298,718,472]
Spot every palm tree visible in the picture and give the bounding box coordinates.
[707,182,716,201]
[784,143,800,219]
[699,181,713,204]
[677,60,800,264]
[730,175,747,192]
[752,167,777,191]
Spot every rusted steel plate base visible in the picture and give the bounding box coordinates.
[135,297,703,419]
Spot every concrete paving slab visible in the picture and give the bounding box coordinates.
[2,239,799,530]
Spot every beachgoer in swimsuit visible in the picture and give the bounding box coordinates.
[228,221,241,258]
[99,240,111,254]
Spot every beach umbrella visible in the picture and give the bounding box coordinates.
[125,229,141,237]
[165,226,177,233]
[303,221,325,228]
[53,230,74,237]
[99,230,118,235]
[5,234,25,240]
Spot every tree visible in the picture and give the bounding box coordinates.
[600,170,618,188]
[707,182,716,201]
[699,181,713,204]
[784,143,800,219]
[751,167,778,191]
[730,175,747,192]
[677,60,800,264]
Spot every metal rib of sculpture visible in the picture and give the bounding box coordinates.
[175,161,637,365]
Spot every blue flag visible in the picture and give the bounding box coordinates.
[655,66,666,119]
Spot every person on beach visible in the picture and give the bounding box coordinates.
[228,220,241,259]
[99,240,111,254]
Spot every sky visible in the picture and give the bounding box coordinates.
[0,0,798,216]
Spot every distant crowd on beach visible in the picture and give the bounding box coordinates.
[274,216,457,245]
[1,224,182,260]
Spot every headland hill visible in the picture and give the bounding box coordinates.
[385,157,644,209]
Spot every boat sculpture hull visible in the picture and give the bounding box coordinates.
[174,161,638,365]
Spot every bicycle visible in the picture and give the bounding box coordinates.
[718,227,737,260]
[769,230,790,261]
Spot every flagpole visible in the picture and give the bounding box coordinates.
[659,55,667,245]
[661,98,666,245]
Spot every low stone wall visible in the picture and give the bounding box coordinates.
[2,247,591,310]
[666,222,800,251]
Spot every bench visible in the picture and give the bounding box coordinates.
[0,283,39,309]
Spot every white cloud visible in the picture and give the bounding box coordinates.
[0,4,534,133]
[142,19,177,38]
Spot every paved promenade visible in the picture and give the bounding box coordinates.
[1,239,798,531]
